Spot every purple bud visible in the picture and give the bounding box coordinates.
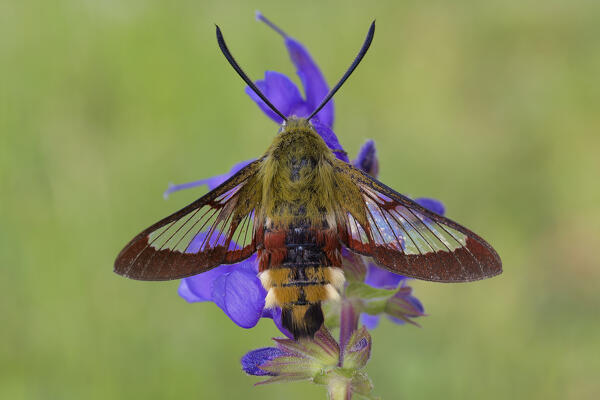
[241,347,287,376]
[354,140,379,177]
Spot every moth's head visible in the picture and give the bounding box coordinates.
[279,116,311,133]
[269,116,332,161]
[214,21,375,130]
[275,117,320,145]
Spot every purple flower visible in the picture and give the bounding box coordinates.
[179,254,266,328]
[241,328,342,380]
[241,326,376,398]
[246,12,348,162]
[361,269,426,329]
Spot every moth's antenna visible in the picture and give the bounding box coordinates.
[307,21,375,122]
[216,25,288,122]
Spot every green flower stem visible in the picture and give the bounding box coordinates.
[338,299,359,366]
[328,376,351,400]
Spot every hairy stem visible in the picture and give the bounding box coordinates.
[328,376,351,400]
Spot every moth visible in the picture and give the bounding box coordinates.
[114,22,502,338]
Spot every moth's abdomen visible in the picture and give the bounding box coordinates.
[258,224,344,338]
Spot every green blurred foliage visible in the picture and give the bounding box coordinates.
[2,1,599,399]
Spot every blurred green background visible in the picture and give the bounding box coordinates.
[2,1,599,399]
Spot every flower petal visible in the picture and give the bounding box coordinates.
[415,197,445,216]
[387,316,407,325]
[178,263,236,302]
[311,120,348,162]
[245,71,304,124]
[224,160,256,183]
[360,314,380,330]
[241,347,286,376]
[364,263,407,289]
[236,254,259,274]
[177,279,201,302]
[353,140,379,177]
[163,159,254,198]
[211,267,266,329]
[261,307,293,338]
[285,37,334,127]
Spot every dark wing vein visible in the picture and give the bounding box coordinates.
[335,161,502,282]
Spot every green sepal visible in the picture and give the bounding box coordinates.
[342,326,372,370]
[345,282,396,316]
[345,282,397,300]
[346,282,425,326]
[350,371,379,400]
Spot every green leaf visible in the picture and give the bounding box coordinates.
[323,300,341,329]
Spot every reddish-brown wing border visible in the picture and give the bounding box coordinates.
[114,159,264,281]
[336,162,502,282]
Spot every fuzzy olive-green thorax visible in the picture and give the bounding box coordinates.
[257,117,365,228]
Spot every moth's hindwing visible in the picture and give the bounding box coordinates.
[114,159,264,281]
[333,161,502,282]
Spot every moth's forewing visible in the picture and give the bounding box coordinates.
[334,161,502,282]
[114,159,264,281]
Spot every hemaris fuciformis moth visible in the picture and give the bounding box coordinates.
[114,22,502,339]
